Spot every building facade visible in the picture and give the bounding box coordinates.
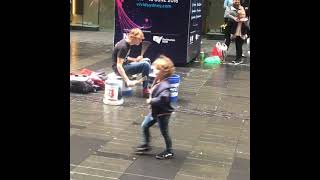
[70,0,231,33]
[71,0,115,30]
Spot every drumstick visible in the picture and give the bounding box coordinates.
[136,76,148,84]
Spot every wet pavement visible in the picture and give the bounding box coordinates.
[70,30,250,180]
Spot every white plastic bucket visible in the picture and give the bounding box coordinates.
[103,78,124,105]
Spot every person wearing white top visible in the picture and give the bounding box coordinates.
[224,0,233,23]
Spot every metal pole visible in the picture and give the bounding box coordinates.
[98,0,100,25]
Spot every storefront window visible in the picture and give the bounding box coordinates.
[71,0,99,29]
[69,0,117,31]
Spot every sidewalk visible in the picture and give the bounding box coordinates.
[70,30,250,180]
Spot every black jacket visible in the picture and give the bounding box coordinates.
[150,79,174,117]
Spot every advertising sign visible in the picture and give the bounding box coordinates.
[114,0,202,65]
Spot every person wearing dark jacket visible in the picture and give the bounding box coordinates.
[226,0,248,64]
[230,9,249,64]
[135,55,175,160]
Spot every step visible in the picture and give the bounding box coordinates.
[206,32,225,40]
[70,24,100,31]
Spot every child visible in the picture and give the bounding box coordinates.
[230,9,249,40]
[135,55,175,160]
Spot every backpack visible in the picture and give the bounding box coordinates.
[70,80,96,94]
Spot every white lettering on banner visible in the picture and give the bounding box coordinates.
[162,38,175,43]
[154,0,167,2]
[190,35,194,44]
[149,0,178,3]
[191,15,201,20]
[195,34,200,40]
[153,36,175,44]
[123,33,127,39]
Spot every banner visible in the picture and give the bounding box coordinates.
[114,0,202,65]
[188,0,203,62]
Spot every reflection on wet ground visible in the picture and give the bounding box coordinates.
[70,31,250,180]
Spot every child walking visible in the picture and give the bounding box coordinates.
[135,55,175,160]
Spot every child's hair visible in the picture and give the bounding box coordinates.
[128,28,145,40]
[152,55,175,80]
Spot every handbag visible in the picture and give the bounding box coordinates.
[211,42,228,61]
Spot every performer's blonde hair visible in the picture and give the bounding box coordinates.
[128,28,145,40]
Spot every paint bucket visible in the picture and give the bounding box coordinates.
[168,74,180,102]
[103,78,124,105]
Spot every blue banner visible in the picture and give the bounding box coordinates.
[188,0,203,62]
[114,0,202,65]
